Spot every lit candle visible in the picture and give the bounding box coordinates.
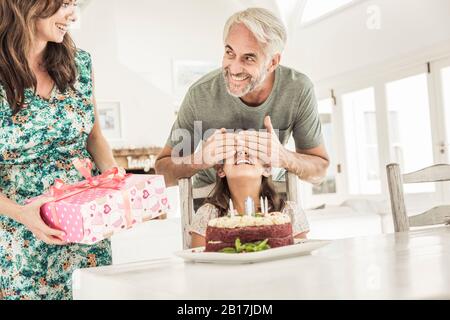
[260,196,264,214]
[229,199,235,217]
[265,197,269,214]
[244,196,254,217]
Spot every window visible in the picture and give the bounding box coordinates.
[275,0,301,29]
[301,0,354,24]
[389,111,404,169]
[386,73,434,193]
[442,66,450,154]
[313,98,336,195]
[342,87,380,194]
[363,111,379,181]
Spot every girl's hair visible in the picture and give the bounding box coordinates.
[0,0,77,114]
[204,172,286,217]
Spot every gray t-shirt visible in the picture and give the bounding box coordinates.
[166,65,323,187]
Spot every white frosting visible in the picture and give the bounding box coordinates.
[208,212,291,228]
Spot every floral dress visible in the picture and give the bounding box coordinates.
[0,49,112,300]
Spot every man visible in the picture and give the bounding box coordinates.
[156,7,329,188]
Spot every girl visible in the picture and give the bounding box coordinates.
[190,150,310,248]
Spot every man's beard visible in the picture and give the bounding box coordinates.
[223,64,268,98]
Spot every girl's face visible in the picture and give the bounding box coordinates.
[35,1,78,44]
[219,150,271,180]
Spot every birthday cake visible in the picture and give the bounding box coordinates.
[204,212,294,253]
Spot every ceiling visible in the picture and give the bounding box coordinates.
[236,0,306,32]
[78,0,355,32]
[77,0,304,27]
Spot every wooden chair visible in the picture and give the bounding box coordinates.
[178,171,299,249]
[386,163,450,232]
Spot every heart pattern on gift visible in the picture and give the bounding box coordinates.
[112,217,124,228]
[104,205,111,214]
[133,197,143,209]
[151,202,160,212]
[41,174,171,245]
[91,212,104,225]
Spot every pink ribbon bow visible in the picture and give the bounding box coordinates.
[48,158,127,200]
[45,159,134,238]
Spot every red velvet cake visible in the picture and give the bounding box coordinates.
[204,212,294,252]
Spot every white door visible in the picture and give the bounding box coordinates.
[341,87,381,195]
[385,72,435,194]
[336,65,444,207]
[431,56,450,202]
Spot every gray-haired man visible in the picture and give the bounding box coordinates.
[156,7,329,188]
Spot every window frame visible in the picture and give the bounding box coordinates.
[303,52,450,209]
[299,0,367,28]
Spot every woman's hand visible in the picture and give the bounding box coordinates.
[15,197,67,246]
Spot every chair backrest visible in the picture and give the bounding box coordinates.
[386,163,450,232]
[178,171,299,249]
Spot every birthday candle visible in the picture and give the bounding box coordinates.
[229,199,235,216]
[245,196,254,217]
[265,197,269,214]
[260,196,264,214]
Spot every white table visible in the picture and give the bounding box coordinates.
[73,226,450,299]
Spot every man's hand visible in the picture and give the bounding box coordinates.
[199,128,237,168]
[237,116,288,168]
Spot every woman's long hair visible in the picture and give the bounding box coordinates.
[204,169,286,217]
[0,0,77,114]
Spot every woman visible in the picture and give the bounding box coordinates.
[0,0,116,300]
[189,149,310,248]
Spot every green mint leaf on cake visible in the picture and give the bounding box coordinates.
[235,238,244,253]
[217,238,271,254]
[255,239,269,251]
[219,247,237,253]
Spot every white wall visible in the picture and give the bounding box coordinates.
[72,0,450,148]
[71,0,251,148]
[284,0,450,85]
[68,1,450,249]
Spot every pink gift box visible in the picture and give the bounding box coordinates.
[39,174,170,244]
